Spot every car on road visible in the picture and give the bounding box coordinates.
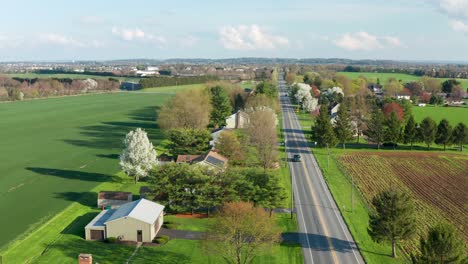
[292,154,301,162]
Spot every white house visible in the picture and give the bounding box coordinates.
[397,95,411,100]
[85,199,164,243]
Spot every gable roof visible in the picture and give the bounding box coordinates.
[176,154,202,163]
[98,191,132,200]
[105,198,165,225]
[196,150,228,168]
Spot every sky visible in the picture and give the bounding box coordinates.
[0,0,467,61]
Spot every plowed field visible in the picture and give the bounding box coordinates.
[338,152,468,252]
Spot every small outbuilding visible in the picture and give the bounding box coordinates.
[97,191,132,209]
[85,198,164,243]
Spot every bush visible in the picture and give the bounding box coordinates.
[153,235,170,244]
[105,237,118,243]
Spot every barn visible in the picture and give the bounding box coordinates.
[85,198,164,243]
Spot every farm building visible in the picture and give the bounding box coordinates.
[97,191,132,209]
[85,198,164,243]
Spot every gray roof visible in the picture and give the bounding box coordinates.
[85,209,115,228]
[105,198,164,225]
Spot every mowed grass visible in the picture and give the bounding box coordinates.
[0,84,201,251]
[413,105,468,125]
[4,72,139,81]
[337,72,468,88]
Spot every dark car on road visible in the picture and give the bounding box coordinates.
[292,154,301,162]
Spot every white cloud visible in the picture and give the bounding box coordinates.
[219,24,289,50]
[111,27,167,46]
[438,0,468,19]
[333,32,403,51]
[450,19,468,33]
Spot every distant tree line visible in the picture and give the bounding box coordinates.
[139,75,219,88]
[0,75,120,101]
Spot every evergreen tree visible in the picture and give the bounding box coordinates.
[452,123,468,152]
[417,223,464,264]
[404,115,418,150]
[334,103,354,149]
[435,119,453,151]
[419,117,437,150]
[368,189,416,258]
[312,105,337,148]
[385,111,402,150]
[210,86,233,128]
[367,108,385,149]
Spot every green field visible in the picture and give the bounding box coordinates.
[413,106,468,125]
[337,72,468,88]
[0,85,202,250]
[3,72,139,81]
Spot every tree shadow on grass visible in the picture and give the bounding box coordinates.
[54,191,97,208]
[63,106,163,150]
[26,167,116,182]
[96,153,120,159]
[61,212,99,237]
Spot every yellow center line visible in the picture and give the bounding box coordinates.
[285,104,339,264]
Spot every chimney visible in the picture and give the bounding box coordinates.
[78,254,92,264]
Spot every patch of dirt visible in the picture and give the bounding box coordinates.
[174,213,208,219]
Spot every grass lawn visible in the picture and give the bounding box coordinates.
[163,215,216,232]
[337,72,468,89]
[140,83,206,94]
[413,105,468,125]
[4,72,139,82]
[0,84,207,252]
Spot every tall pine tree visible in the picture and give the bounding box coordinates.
[385,111,402,150]
[417,223,464,264]
[312,105,337,148]
[404,115,418,150]
[334,103,354,149]
[368,189,416,258]
[209,86,233,128]
[452,123,467,151]
[435,119,452,151]
[367,108,385,149]
[419,117,437,150]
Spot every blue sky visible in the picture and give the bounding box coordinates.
[0,0,467,61]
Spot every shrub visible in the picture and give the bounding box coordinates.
[105,237,118,243]
[153,235,170,244]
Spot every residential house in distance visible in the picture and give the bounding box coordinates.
[368,84,383,97]
[97,191,132,209]
[85,198,164,243]
[225,110,250,129]
[177,150,228,171]
[396,95,411,100]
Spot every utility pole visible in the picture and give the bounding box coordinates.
[351,176,355,212]
[326,143,330,169]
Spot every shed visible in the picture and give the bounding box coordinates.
[97,191,132,209]
[85,199,164,243]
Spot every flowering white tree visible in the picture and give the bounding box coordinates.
[303,93,319,112]
[120,128,158,183]
[327,86,344,96]
[294,83,318,112]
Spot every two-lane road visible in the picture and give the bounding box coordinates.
[278,76,365,264]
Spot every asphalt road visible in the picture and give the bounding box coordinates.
[278,76,365,264]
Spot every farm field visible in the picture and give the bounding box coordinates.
[337,71,468,88]
[0,84,199,250]
[4,72,139,81]
[413,106,468,125]
[337,152,468,253]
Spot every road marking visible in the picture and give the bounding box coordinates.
[284,106,339,264]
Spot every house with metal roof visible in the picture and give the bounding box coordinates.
[85,198,164,243]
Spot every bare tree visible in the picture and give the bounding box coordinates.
[247,109,278,170]
[159,88,211,130]
[204,202,281,264]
